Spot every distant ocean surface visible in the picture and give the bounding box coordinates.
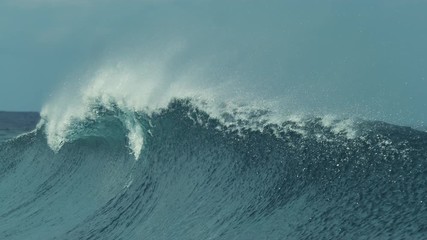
[0,112,39,143]
[0,99,426,239]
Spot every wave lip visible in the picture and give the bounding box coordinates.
[40,95,147,159]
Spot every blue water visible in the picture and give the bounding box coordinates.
[0,112,39,143]
[0,99,426,239]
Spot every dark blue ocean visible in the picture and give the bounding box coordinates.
[0,100,426,239]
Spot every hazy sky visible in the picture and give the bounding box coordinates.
[0,0,426,127]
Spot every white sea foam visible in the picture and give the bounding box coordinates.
[321,115,357,139]
[40,50,358,158]
[40,49,219,159]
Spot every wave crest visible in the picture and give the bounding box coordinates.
[39,62,359,160]
[40,97,145,159]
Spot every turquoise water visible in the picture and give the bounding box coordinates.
[0,101,426,239]
[1,1,427,239]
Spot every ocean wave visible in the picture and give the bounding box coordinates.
[2,66,427,238]
[1,97,427,239]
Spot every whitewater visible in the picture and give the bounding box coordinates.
[0,66,426,239]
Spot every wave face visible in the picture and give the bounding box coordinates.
[0,99,426,239]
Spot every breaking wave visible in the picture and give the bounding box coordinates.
[1,94,426,239]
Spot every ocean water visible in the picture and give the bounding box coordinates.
[1,1,427,238]
[0,112,39,143]
[0,95,426,239]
